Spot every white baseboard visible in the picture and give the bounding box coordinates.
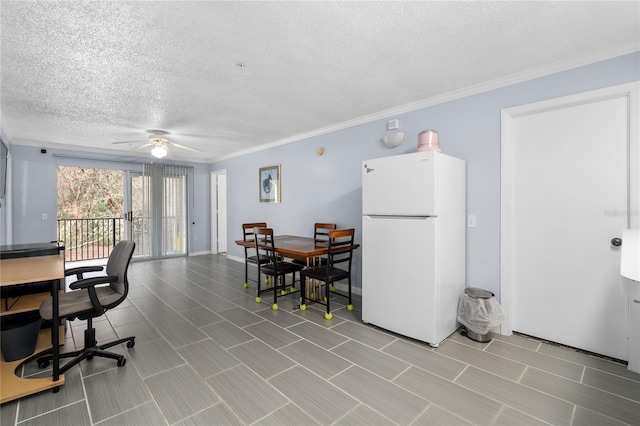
[331,281,362,297]
[227,254,244,263]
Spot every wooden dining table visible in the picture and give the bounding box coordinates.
[235,234,359,310]
[235,234,354,264]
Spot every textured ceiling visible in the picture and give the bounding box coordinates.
[1,1,639,163]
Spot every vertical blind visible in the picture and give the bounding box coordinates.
[140,163,193,259]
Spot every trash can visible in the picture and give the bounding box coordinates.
[457,287,504,343]
[1,312,43,362]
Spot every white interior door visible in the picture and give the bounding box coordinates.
[501,83,639,361]
[217,173,227,252]
[210,170,227,254]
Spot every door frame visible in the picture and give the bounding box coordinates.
[500,81,640,335]
[210,169,227,254]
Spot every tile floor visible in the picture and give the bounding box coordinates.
[2,254,639,425]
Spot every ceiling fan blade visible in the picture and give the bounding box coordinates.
[112,139,146,145]
[134,142,154,150]
[167,142,202,152]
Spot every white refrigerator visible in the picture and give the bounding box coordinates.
[361,151,465,347]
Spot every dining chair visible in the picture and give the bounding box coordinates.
[253,227,303,310]
[292,222,336,266]
[300,228,355,320]
[242,222,270,289]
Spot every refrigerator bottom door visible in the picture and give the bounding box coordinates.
[361,215,439,345]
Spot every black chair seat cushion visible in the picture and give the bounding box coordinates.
[40,286,121,320]
[246,255,270,265]
[302,266,349,282]
[262,261,303,276]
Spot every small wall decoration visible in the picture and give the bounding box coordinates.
[259,164,281,203]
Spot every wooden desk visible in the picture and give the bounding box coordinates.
[1,243,65,403]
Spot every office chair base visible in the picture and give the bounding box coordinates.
[38,329,135,375]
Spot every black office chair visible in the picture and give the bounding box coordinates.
[293,222,336,267]
[242,222,271,288]
[38,240,136,374]
[254,227,303,311]
[300,229,355,320]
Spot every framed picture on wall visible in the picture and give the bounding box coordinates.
[259,164,281,203]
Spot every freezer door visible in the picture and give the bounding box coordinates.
[361,215,438,344]
[362,152,436,216]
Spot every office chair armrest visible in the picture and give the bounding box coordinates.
[68,275,118,314]
[69,275,118,290]
[65,266,105,280]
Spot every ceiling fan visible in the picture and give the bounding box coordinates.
[112,130,202,158]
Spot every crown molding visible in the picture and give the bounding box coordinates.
[211,45,640,163]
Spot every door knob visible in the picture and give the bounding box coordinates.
[611,237,622,247]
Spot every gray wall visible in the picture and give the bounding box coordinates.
[212,52,640,298]
[7,146,211,254]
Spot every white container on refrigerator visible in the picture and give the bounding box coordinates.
[362,151,465,347]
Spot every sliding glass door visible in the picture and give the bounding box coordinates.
[161,167,188,256]
[124,171,148,258]
[129,164,192,259]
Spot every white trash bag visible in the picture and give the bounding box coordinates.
[457,289,504,335]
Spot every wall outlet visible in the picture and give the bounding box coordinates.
[467,215,476,228]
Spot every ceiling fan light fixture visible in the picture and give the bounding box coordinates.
[151,145,168,158]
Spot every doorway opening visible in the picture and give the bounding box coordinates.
[211,170,227,254]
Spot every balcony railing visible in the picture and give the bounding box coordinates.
[57,216,182,262]
[57,217,124,262]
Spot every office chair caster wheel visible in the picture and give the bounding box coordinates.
[324,312,333,320]
[255,296,262,303]
[244,283,249,289]
[300,304,307,311]
[272,303,279,311]
[38,359,49,369]
[126,339,135,349]
[347,304,354,311]
[117,358,126,367]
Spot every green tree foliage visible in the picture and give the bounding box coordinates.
[57,166,124,219]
